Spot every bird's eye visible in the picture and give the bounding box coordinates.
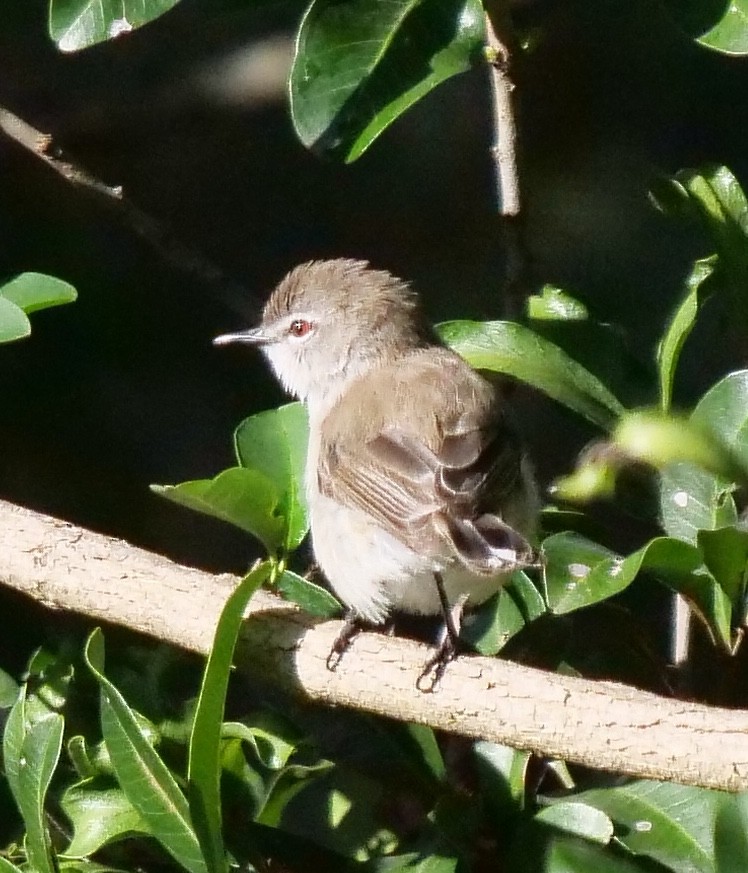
[289,319,312,338]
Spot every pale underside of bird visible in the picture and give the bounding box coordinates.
[214,258,539,688]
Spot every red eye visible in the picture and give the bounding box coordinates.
[289,319,312,338]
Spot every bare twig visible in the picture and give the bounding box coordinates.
[2,496,748,792]
[0,106,253,306]
[483,1,520,217]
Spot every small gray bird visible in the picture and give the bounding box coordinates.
[214,259,538,686]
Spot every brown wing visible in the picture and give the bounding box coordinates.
[317,348,536,572]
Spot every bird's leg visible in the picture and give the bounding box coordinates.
[416,574,468,692]
[326,609,364,672]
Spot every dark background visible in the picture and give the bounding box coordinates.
[1,0,745,578]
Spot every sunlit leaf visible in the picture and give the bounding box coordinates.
[49,0,181,52]
[276,570,341,617]
[439,320,624,430]
[290,0,484,161]
[665,0,748,55]
[84,629,207,873]
[575,781,721,873]
[234,403,310,550]
[462,571,545,655]
[151,468,285,555]
[188,563,269,873]
[0,271,77,313]
[657,256,717,412]
[61,783,149,856]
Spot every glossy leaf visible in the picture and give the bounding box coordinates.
[541,533,621,614]
[575,781,721,873]
[666,0,748,55]
[0,271,77,313]
[3,684,64,873]
[234,402,310,550]
[49,0,181,52]
[526,285,589,321]
[657,256,717,412]
[698,526,748,605]
[290,0,484,161]
[61,783,149,856]
[84,629,208,873]
[0,296,32,343]
[15,713,65,873]
[151,467,285,555]
[188,563,269,873]
[473,741,530,820]
[659,462,737,544]
[0,666,18,707]
[534,802,614,844]
[542,532,733,648]
[439,320,624,430]
[277,569,341,617]
[462,570,545,655]
[692,369,748,469]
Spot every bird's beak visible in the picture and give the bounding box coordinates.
[212,326,270,346]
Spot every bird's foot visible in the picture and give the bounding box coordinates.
[416,588,469,692]
[326,610,363,671]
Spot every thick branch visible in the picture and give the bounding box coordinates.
[2,497,748,792]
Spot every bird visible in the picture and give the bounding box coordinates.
[214,258,538,687]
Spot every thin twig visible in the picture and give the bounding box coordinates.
[483,1,520,217]
[0,106,253,305]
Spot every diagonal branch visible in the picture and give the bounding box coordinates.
[2,496,748,792]
[0,105,254,306]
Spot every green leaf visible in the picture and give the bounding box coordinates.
[234,403,310,550]
[473,741,530,822]
[0,859,24,873]
[61,783,149,856]
[0,296,31,343]
[574,781,721,873]
[400,723,446,783]
[534,802,614,845]
[151,467,285,555]
[541,533,620,614]
[715,792,748,873]
[276,569,341,617]
[222,711,303,771]
[666,166,748,312]
[0,271,77,313]
[188,563,269,873]
[666,0,748,55]
[462,571,546,655]
[659,462,738,544]
[541,533,733,648]
[83,629,208,873]
[526,285,589,321]
[17,716,65,873]
[290,0,484,161]
[613,410,747,485]
[3,685,64,873]
[657,256,717,412]
[48,0,181,52]
[0,666,18,707]
[698,526,748,605]
[439,320,624,430]
[692,370,748,470]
